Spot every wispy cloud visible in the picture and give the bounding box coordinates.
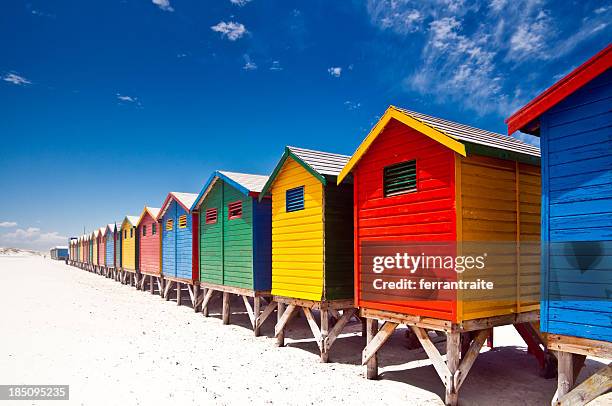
[0,222,17,228]
[116,93,142,108]
[0,227,67,251]
[230,0,252,6]
[152,0,174,12]
[3,72,31,86]
[344,101,361,111]
[327,67,342,77]
[242,54,257,70]
[367,0,611,117]
[269,61,283,71]
[211,21,248,41]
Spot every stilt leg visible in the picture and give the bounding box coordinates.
[445,331,460,406]
[222,292,230,325]
[193,285,200,312]
[556,351,574,403]
[276,302,285,347]
[366,318,379,379]
[150,275,153,294]
[320,309,329,363]
[253,297,261,337]
[176,282,181,306]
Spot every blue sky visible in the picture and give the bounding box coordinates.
[0,0,610,251]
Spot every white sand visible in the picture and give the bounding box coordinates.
[1,256,609,405]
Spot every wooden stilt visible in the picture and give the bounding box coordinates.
[176,282,181,306]
[445,331,460,406]
[556,351,575,402]
[320,309,329,363]
[366,318,379,380]
[149,275,153,294]
[253,296,261,337]
[201,288,214,317]
[276,302,285,347]
[222,292,230,325]
[556,362,612,406]
[193,285,201,312]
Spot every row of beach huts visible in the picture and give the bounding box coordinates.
[65,45,611,405]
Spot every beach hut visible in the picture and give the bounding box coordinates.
[158,192,199,307]
[506,45,612,405]
[91,230,99,271]
[104,223,116,278]
[120,215,139,286]
[258,146,355,361]
[113,222,122,281]
[337,106,543,405]
[136,207,162,293]
[98,226,106,274]
[50,246,68,260]
[191,171,271,334]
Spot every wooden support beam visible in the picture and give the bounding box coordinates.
[164,280,173,301]
[302,308,323,350]
[556,351,575,401]
[256,300,277,334]
[365,318,379,380]
[274,303,297,339]
[187,284,195,305]
[320,309,329,363]
[253,297,261,337]
[325,308,356,351]
[454,329,489,391]
[242,296,255,328]
[276,302,285,347]
[556,362,612,406]
[201,288,215,317]
[411,326,451,385]
[362,322,398,365]
[222,292,230,325]
[445,331,460,406]
[176,282,182,306]
[149,275,154,294]
[156,278,163,296]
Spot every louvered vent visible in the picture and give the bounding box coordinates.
[383,160,417,197]
[205,208,218,224]
[228,201,242,220]
[286,186,305,212]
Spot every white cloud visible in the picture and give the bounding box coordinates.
[0,227,67,251]
[230,0,252,6]
[3,73,31,86]
[344,101,361,110]
[0,222,17,228]
[152,0,174,12]
[328,67,342,77]
[211,21,248,41]
[269,61,283,71]
[116,93,142,108]
[243,55,257,70]
[367,0,611,118]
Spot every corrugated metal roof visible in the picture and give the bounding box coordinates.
[124,216,139,227]
[287,146,351,177]
[219,171,269,193]
[171,192,198,210]
[147,207,161,219]
[394,107,540,157]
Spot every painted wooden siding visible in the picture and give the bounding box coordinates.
[458,155,541,322]
[121,224,137,271]
[323,181,354,300]
[353,119,457,320]
[271,157,325,301]
[92,237,98,266]
[200,185,223,284]
[176,205,193,280]
[540,68,612,341]
[138,214,161,275]
[105,234,114,267]
[161,201,177,277]
[114,231,121,268]
[99,236,106,267]
[222,183,253,289]
[253,197,272,291]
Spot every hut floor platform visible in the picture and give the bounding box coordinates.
[547,334,611,406]
[136,271,163,296]
[360,307,549,406]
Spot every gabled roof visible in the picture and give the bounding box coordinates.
[104,223,115,236]
[506,44,611,135]
[137,206,161,226]
[121,215,139,229]
[259,146,350,198]
[159,192,198,218]
[338,106,540,183]
[98,227,105,236]
[192,171,269,210]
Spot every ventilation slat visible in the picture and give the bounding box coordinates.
[384,160,417,197]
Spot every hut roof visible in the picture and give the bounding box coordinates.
[159,192,198,218]
[259,146,350,198]
[137,206,161,226]
[121,216,139,228]
[192,171,269,210]
[338,106,540,183]
[506,43,611,135]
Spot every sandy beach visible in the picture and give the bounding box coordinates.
[1,255,609,406]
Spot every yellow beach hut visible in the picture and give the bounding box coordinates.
[120,215,139,285]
